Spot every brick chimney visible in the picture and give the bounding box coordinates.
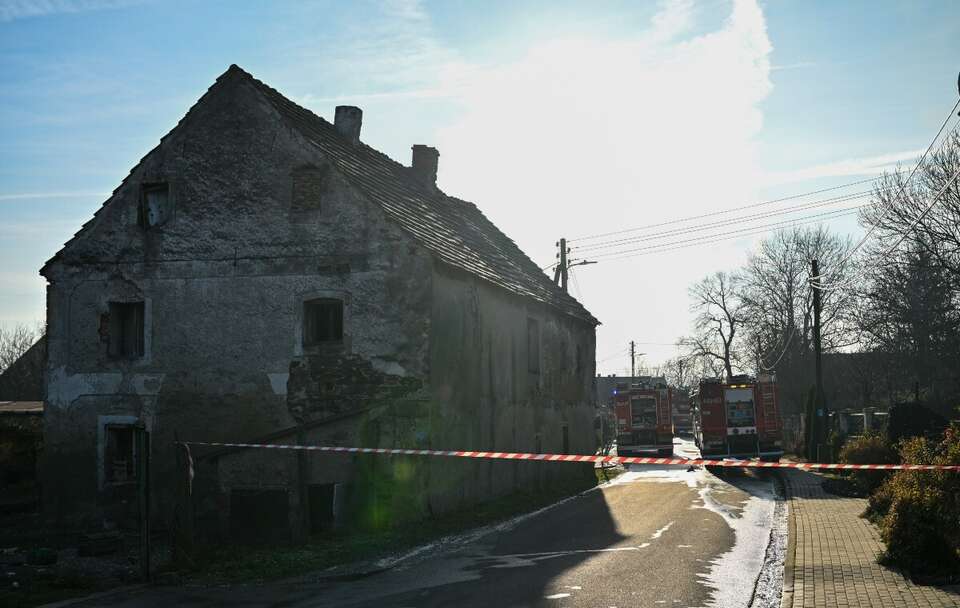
[411,145,439,187]
[334,106,362,144]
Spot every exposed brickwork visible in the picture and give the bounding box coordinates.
[783,470,960,608]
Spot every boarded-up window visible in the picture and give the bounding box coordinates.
[105,425,136,483]
[304,298,343,345]
[139,183,171,228]
[291,165,328,211]
[527,318,540,374]
[108,302,144,359]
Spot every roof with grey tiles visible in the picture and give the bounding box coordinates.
[42,65,597,325]
[233,66,597,325]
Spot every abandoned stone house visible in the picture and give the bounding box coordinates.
[40,65,599,542]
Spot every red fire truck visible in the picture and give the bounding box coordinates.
[614,379,674,456]
[692,374,783,461]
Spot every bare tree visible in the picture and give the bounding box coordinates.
[0,323,43,375]
[661,354,694,389]
[860,130,960,280]
[685,271,745,381]
[740,226,859,369]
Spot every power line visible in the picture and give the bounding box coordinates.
[579,205,862,261]
[568,175,885,243]
[584,209,860,264]
[569,267,583,299]
[759,327,797,371]
[572,189,880,253]
[812,163,960,291]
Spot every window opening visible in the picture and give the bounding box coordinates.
[304,298,344,345]
[104,425,136,483]
[140,183,170,228]
[108,302,144,359]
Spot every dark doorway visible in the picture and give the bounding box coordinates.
[308,483,338,534]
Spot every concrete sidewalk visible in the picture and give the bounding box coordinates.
[781,470,960,608]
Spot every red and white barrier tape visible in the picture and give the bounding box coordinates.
[183,442,960,471]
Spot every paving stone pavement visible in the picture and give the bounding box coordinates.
[781,469,960,608]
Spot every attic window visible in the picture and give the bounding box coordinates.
[304,298,343,345]
[291,165,328,211]
[139,183,171,228]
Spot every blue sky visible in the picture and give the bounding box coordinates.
[2,0,959,373]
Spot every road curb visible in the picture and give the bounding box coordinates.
[779,471,796,608]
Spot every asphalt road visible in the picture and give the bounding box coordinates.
[71,439,782,608]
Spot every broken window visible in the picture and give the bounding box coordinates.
[104,425,136,484]
[291,165,328,211]
[108,302,145,359]
[139,183,171,228]
[527,318,540,374]
[303,298,344,345]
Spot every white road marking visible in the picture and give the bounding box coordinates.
[651,521,674,539]
[545,593,571,599]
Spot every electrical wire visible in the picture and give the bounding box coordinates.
[580,206,862,261]
[585,208,860,263]
[572,189,880,253]
[812,163,960,291]
[758,327,797,371]
[569,267,583,299]
[567,175,885,243]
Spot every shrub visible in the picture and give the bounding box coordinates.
[839,431,898,494]
[868,424,960,578]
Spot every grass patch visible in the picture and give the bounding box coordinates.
[595,465,626,484]
[181,476,597,584]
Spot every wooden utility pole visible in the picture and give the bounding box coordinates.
[811,259,827,460]
[630,340,636,377]
[557,238,569,292]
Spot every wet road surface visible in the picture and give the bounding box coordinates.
[72,439,783,608]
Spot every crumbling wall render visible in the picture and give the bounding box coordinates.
[41,70,433,527]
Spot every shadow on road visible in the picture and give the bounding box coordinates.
[359,484,626,608]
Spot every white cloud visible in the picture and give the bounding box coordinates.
[763,148,923,185]
[0,191,107,201]
[433,0,774,370]
[0,0,141,22]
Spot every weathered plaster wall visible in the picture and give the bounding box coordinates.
[424,264,597,515]
[41,72,432,528]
